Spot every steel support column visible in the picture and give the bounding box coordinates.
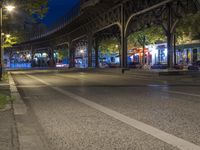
[49,48,55,67]
[87,34,93,68]
[121,4,127,68]
[65,45,70,66]
[31,47,34,67]
[174,34,176,65]
[69,42,75,68]
[166,3,174,69]
[94,39,99,68]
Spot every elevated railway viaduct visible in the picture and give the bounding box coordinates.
[7,0,200,68]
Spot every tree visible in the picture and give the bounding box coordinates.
[2,31,25,48]
[3,0,49,47]
[128,25,166,63]
[14,0,48,19]
[57,49,69,60]
[2,35,18,48]
[128,26,166,49]
[99,37,120,55]
[176,12,200,45]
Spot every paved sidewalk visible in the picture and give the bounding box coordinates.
[0,82,19,150]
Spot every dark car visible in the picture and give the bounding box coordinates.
[151,63,168,69]
[108,63,120,68]
[196,61,200,66]
[188,61,200,71]
[174,64,184,70]
[128,62,142,69]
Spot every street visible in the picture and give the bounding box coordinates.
[11,70,200,150]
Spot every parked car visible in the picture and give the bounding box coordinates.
[151,63,168,69]
[128,62,142,69]
[108,63,120,68]
[188,61,200,71]
[99,62,109,68]
[196,60,200,66]
[174,64,184,70]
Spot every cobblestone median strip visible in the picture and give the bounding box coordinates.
[8,72,48,150]
[26,73,200,150]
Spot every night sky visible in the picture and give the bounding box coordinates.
[43,0,79,27]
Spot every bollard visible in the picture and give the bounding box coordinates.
[122,68,130,74]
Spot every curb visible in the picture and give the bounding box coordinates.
[8,72,27,150]
[8,72,27,115]
[8,72,49,150]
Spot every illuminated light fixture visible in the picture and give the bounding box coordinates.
[80,49,84,54]
[6,34,11,38]
[5,5,15,12]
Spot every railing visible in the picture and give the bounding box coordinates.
[29,1,81,41]
[80,0,100,10]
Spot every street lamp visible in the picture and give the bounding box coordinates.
[5,5,15,12]
[6,34,11,38]
[80,49,84,68]
[0,4,15,80]
[80,49,84,54]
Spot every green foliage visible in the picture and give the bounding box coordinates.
[2,31,25,48]
[128,31,145,49]
[14,0,49,19]
[2,0,49,46]
[0,94,14,109]
[99,38,120,55]
[2,72,8,82]
[57,49,69,60]
[3,35,17,48]
[0,94,9,109]
[128,26,166,49]
[176,12,200,44]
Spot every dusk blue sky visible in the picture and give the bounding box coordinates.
[43,0,79,27]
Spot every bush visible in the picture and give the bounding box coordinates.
[0,94,9,109]
[2,72,8,81]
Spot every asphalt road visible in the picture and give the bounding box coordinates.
[11,70,200,150]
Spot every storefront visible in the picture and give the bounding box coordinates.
[32,52,49,67]
[75,47,88,68]
[99,53,120,68]
[176,41,200,65]
[128,48,151,64]
[128,43,168,66]
[8,51,32,68]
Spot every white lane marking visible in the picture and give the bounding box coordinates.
[25,74,200,150]
[57,73,164,83]
[17,85,48,88]
[167,90,200,98]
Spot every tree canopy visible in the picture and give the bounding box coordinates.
[14,0,48,19]
[2,0,49,47]
[128,26,166,50]
[127,11,200,49]
[176,12,200,44]
[57,48,69,60]
[99,38,120,55]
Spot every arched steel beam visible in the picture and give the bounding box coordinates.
[124,0,173,36]
[94,22,121,34]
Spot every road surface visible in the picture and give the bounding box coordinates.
[11,70,200,150]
